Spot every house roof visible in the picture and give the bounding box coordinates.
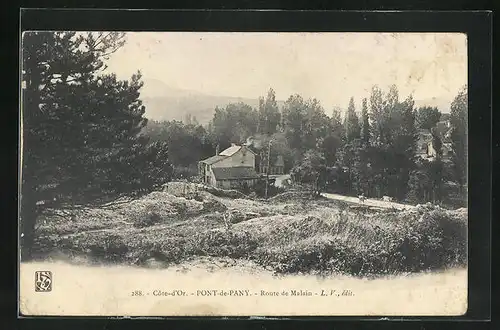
[219,145,242,156]
[219,145,256,156]
[200,155,227,165]
[200,145,256,165]
[212,166,260,180]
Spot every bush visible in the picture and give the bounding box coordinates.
[238,207,467,276]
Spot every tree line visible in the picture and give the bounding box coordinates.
[145,86,467,208]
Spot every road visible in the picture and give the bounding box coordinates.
[320,192,415,210]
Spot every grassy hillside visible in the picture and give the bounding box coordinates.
[33,183,467,277]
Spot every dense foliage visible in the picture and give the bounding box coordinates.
[142,84,467,208]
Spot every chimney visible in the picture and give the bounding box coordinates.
[231,143,236,147]
[216,144,220,155]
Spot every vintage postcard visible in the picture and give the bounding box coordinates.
[19,31,468,316]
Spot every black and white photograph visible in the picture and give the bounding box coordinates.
[19,31,468,316]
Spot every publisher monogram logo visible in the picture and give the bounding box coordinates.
[35,271,52,292]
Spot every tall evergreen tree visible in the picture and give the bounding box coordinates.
[258,88,281,135]
[344,97,361,143]
[360,97,370,145]
[20,32,172,260]
[331,107,345,141]
[369,86,386,146]
[282,94,307,151]
[431,127,443,159]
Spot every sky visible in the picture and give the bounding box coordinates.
[105,32,467,111]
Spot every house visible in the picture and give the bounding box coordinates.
[198,144,260,189]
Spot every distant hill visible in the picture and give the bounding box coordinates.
[139,78,453,124]
[142,94,265,125]
[140,78,286,124]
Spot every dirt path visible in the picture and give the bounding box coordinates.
[321,192,415,210]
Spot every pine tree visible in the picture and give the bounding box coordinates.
[344,97,361,143]
[331,107,345,142]
[258,88,280,135]
[369,86,386,146]
[431,127,443,159]
[20,32,172,260]
[361,97,370,145]
[282,94,307,151]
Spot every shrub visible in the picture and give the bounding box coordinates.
[244,207,467,276]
